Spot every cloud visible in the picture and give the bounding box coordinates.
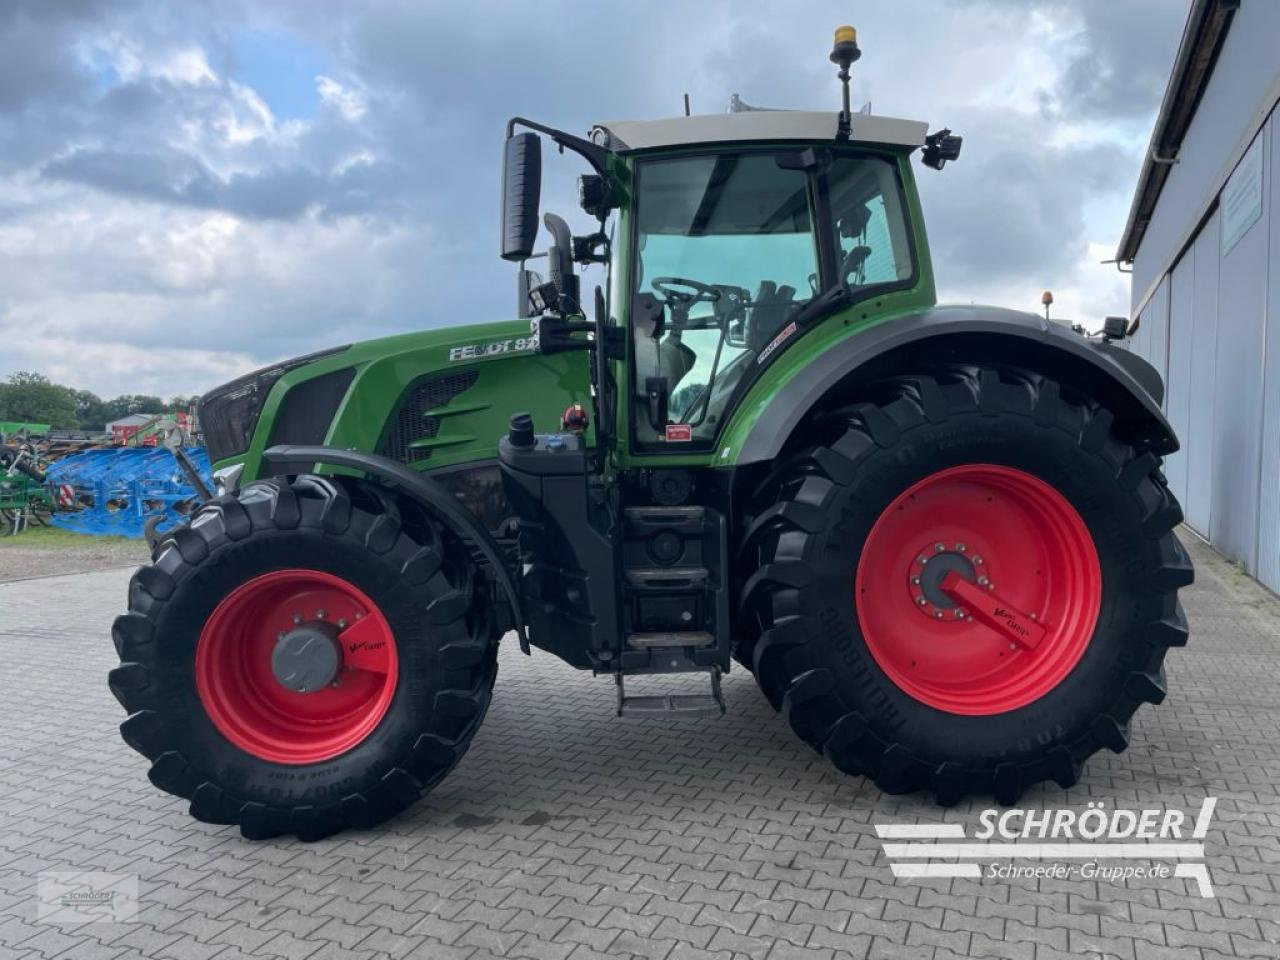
[957,0,1188,120]
[0,0,1189,398]
[316,76,365,122]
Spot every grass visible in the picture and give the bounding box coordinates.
[0,522,138,550]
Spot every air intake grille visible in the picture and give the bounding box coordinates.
[380,369,479,464]
[268,368,355,448]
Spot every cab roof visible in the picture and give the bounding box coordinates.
[590,110,928,154]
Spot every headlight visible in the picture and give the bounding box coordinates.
[199,346,349,463]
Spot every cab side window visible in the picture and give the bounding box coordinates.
[827,158,914,289]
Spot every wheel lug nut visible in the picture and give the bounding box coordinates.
[911,576,921,585]
[916,596,927,606]
[918,555,929,564]
[316,609,326,619]
[978,576,989,586]
[934,610,943,619]
[292,612,302,624]
[956,543,966,552]
[337,619,348,629]
[974,556,984,565]
[934,543,945,552]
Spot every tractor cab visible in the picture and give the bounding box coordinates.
[500,100,940,458]
[620,144,918,449]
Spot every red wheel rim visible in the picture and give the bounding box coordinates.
[855,464,1101,715]
[195,569,398,764]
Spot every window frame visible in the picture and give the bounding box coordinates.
[626,145,919,455]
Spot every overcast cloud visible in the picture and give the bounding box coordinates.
[0,0,1187,398]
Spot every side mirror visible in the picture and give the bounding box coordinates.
[501,132,542,261]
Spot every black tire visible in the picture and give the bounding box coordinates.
[109,475,499,839]
[739,365,1192,805]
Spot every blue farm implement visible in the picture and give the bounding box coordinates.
[46,447,212,539]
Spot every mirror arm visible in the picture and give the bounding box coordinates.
[507,116,612,177]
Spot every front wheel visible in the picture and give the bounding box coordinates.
[109,475,498,839]
[739,366,1193,805]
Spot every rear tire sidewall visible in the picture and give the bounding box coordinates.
[798,408,1147,766]
[152,529,460,809]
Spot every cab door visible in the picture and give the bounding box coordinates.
[626,151,821,452]
[625,149,918,455]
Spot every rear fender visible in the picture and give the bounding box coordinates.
[730,305,1176,464]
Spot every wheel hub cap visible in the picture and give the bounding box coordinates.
[910,545,978,615]
[271,622,342,693]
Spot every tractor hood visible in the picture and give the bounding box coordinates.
[204,318,592,482]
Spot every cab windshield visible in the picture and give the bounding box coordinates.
[631,151,912,447]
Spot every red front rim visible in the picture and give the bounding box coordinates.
[195,569,399,764]
[854,464,1101,715]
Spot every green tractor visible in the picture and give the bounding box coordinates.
[110,29,1191,840]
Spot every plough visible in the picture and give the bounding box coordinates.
[45,446,211,539]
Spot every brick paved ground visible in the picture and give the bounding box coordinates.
[1,531,1278,960]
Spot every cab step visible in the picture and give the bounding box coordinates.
[623,567,709,588]
[626,631,714,649]
[615,668,725,719]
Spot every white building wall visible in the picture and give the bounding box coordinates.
[1127,0,1280,590]
[1185,211,1220,537]
[1258,107,1280,589]
[1135,108,1276,588]
[1131,1,1280,313]
[1210,122,1269,573]
[1164,253,1194,508]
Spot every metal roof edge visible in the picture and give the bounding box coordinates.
[1115,0,1240,265]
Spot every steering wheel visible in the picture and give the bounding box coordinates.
[651,276,722,306]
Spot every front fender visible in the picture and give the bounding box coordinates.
[726,305,1175,465]
[264,444,527,651]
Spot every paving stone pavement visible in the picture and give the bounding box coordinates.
[1,531,1278,960]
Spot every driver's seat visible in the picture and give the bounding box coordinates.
[749,281,797,353]
[633,335,696,400]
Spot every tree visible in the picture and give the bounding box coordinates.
[0,371,77,429]
[71,389,109,431]
[165,395,199,413]
[102,394,166,423]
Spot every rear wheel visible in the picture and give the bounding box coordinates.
[739,366,1192,804]
[110,475,498,839]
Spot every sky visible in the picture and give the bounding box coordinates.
[0,0,1188,399]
